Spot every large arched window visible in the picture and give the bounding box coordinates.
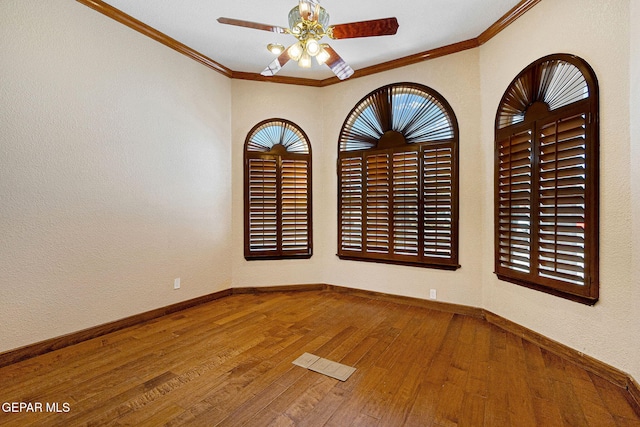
[244,119,312,260]
[495,54,599,304]
[337,83,459,269]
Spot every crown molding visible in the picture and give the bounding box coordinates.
[76,0,233,77]
[323,38,480,86]
[231,71,324,87]
[477,0,541,45]
[77,0,539,87]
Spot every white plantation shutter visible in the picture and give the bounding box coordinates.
[338,83,459,269]
[244,119,312,259]
[494,54,598,304]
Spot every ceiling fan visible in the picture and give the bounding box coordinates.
[217,0,399,80]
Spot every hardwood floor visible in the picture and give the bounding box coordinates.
[0,290,638,426]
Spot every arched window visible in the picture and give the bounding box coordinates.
[494,54,599,304]
[244,119,312,260]
[337,83,459,269]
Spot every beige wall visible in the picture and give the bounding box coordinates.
[231,50,485,308]
[479,0,637,379]
[318,50,485,307]
[230,80,326,287]
[231,49,484,307]
[630,0,640,381]
[0,0,233,352]
[2,0,637,384]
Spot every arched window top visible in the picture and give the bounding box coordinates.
[339,83,457,152]
[245,118,311,154]
[496,53,598,130]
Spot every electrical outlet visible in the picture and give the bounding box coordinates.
[429,289,437,300]
[174,278,181,290]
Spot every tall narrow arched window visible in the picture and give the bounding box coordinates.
[244,119,312,260]
[495,54,599,304]
[337,83,459,269]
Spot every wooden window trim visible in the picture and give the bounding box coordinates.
[337,83,460,270]
[494,54,599,304]
[244,119,313,260]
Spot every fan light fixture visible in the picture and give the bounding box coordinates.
[284,1,329,68]
[267,43,285,55]
[299,51,312,68]
[315,44,330,65]
[305,38,320,56]
[288,42,303,61]
[218,0,399,80]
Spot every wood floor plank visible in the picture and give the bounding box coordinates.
[542,348,592,426]
[0,290,637,427]
[464,318,490,398]
[504,333,538,427]
[483,325,511,427]
[368,327,432,424]
[589,371,640,424]
[404,313,461,426]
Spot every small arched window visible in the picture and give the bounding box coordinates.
[337,83,459,269]
[244,119,312,260]
[494,53,599,304]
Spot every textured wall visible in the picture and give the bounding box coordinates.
[231,51,485,309]
[630,0,640,381]
[230,80,326,288]
[0,0,233,352]
[479,0,637,380]
[318,50,485,307]
[231,50,485,308]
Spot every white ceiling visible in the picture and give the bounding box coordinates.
[101,0,523,80]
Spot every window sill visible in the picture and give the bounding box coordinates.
[495,273,598,306]
[337,254,460,271]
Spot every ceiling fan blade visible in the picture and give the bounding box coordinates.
[328,17,399,39]
[217,17,288,34]
[260,47,293,77]
[323,45,354,80]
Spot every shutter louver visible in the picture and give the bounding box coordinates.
[497,130,533,273]
[366,154,390,253]
[423,144,454,259]
[392,151,419,256]
[497,57,588,130]
[281,159,309,253]
[248,158,278,253]
[340,156,364,252]
[538,114,587,286]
